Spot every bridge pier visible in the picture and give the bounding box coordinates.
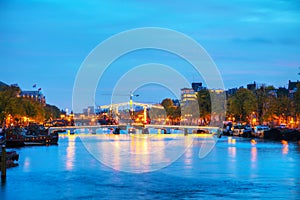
[184,128,188,136]
[166,128,171,134]
[113,127,120,134]
[143,128,149,134]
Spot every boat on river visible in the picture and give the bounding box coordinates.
[4,124,59,147]
[263,127,300,141]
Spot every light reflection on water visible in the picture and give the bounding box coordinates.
[251,147,257,163]
[250,146,258,174]
[80,134,198,173]
[22,157,31,172]
[1,135,300,199]
[65,135,76,171]
[282,143,289,155]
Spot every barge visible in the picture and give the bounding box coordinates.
[4,125,59,147]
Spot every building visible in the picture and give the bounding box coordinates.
[227,88,238,96]
[209,89,225,94]
[0,81,46,105]
[247,82,257,91]
[83,106,95,116]
[191,82,204,92]
[82,108,88,115]
[19,90,46,105]
[288,80,300,98]
[88,106,95,114]
[180,88,197,106]
[277,87,289,97]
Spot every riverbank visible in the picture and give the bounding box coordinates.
[223,125,300,142]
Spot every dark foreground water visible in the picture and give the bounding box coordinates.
[1,135,300,200]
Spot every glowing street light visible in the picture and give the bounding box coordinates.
[129,92,139,113]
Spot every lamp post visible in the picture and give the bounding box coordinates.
[129,92,139,113]
[129,92,139,123]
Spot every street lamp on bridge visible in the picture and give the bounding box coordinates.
[129,92,139,113]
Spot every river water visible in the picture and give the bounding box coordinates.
[1,134,300,200]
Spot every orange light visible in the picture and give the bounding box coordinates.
[251,139,257,145]
[228,137,232,144]
[231,139,236,145]
[281,140,288,145]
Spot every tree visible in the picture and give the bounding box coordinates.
[161,98,181,124]
[0,85,24,124]
[45,104,61,120]
[292,83,300,127]
[274,96,293,125]
[22,99,38,118]
[228,88,257,122]
[161,98,173,109]
[197,89,211,124]
[0,85,62,125]
[256,86,278,123]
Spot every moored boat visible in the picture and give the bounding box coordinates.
[263,128,300,141]
[4,125,59,147]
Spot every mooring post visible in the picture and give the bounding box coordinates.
[1,145,6,180]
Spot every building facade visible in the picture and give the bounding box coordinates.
[19,90,46,105]
[180,88,197,106]
[288,80,300,98]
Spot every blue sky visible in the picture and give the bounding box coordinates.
[1,0,299,111]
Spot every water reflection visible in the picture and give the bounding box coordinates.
[228,146,236,159]
[183,136,193,169]
[112,135,121,171]
[282,145,289,155]
[251,147,257,162]
[130,136,150,172]
[226,145,237,176]
[65,135,76,170]
[23,157,31,172]
[80,134,195,173]
[250,147,258,172]
[184,147,193,169]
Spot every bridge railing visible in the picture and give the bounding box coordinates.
[48,124,221,137]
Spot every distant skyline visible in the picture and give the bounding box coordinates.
[1,0,299,110]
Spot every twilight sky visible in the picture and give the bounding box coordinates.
[1,0,300,112]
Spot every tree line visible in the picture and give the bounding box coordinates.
[0,84,61,126]
[161,83,300,127]
[227,84,300,126]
